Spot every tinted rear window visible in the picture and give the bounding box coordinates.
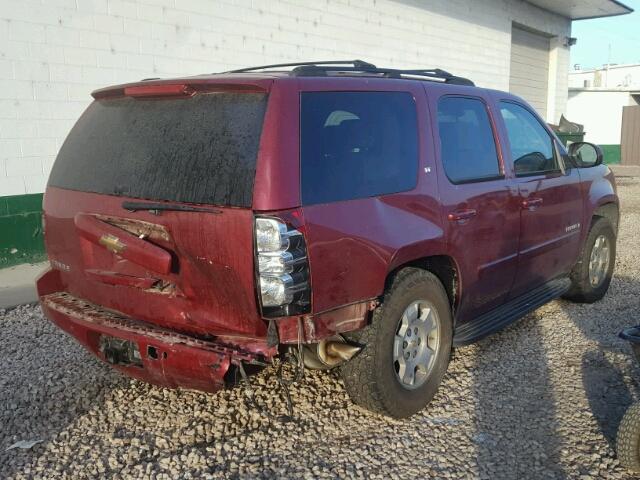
[437,96,501,183]
[300,91,418,205]
[48,92,268,207]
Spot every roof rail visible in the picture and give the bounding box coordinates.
[225,60,475,86]
[226,60,377,73]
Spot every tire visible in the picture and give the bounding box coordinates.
[563,217,616,303]
[617,402,640,472]
[340,268,452,418]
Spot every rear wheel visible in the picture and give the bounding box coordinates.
[340,268,452,418]
[564,217,616,303]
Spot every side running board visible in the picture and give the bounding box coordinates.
[452,277,571,346]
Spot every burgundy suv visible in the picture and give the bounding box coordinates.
[37,61,618,418]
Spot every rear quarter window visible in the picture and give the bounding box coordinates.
[48,92,268,207]
[437,96,501,184]
[300,91,419,205]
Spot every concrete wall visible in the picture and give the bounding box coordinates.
[0,0,572,201]
[547,34,571,124]
[567,89,639,145]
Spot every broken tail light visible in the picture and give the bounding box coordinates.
[255,216,310,317]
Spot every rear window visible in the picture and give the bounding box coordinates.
[300,91,418,205]
[48,92,268,207]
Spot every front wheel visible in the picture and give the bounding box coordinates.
[340,268,452,418]
[563,217,616,303]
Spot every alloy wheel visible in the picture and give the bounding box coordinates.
[393,300,441,389]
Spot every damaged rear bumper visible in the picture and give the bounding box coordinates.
[39,290,270,393]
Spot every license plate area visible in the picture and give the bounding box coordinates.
[98,335,143,367]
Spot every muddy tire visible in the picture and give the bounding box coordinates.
[340,268,452,418]
[617,402,640,472]
[563,217,616,303]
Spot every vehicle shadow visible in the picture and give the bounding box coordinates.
[581,349,635,449]
[465,273,640,479]
[466,312,566,479]
[562,274,640,450]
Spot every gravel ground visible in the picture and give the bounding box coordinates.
[1,178,640,479]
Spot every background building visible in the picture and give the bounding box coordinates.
[569,63,640,88]
[568,63,640,164]
[0,0,632,267]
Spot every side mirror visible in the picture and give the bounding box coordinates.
[568,142,603,168]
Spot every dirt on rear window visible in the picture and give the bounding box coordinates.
[48,92,268,207]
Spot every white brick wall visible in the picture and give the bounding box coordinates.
[0,0,571,197]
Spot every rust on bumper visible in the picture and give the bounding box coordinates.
[41,292,270,393]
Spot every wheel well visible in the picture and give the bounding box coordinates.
[593,203,619,232]
[385,256,458,311]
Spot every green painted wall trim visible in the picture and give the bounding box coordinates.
[600,144,621,165]
[555,133,620,165]
[0,193,46,269]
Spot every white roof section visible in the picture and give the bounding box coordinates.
[526,0,633,19]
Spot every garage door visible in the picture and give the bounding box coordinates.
[509,26,550,119]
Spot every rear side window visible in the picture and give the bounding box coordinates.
[48,92,268,207]
[499,101,558,176]
[437,96,501,184]
[300,92,418,205]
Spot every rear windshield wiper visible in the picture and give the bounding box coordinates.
[122,201,222,214]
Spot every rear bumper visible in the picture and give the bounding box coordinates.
[37,270,264,393]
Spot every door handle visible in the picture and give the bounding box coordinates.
[448,209,477,222]
[521,197,543,210]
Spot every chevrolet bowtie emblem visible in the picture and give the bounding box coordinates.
[99,234,126,254]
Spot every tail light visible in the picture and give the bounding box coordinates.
[254,216,311,317]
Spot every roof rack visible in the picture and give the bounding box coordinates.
[225,60,475,86]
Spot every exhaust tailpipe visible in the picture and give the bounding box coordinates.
[303,337,362,369]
